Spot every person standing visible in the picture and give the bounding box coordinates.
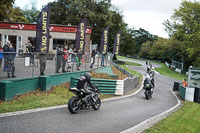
[67,46,73,72]
[26,40,32,53]
[182,78,187,87]
[56,45,63,73]
[90,49,97,69]
[62,45,68,72]
[76,48,82,70]
[3,41,10,72]
[101,54,106,67]
[26,40,32,65]
[7,43,16,78]
[0,41,3,69]
[39,53,46,75]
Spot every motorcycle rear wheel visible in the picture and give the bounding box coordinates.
[68,97,80,114]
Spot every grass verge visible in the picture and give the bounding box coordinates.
[0,68,125,114]
[120,64,143,83]
[155,63,187,81]
[118,55,187,81]
[117,55,144,62]
[0,82,118,114]
[124,61,142,66]
[145,101,200,133]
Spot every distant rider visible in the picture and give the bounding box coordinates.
[143,75,154,90]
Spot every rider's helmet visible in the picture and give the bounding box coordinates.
[146,75,150,79]
[84,72,91,80]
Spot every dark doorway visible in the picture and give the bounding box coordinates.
[8,35,17,50]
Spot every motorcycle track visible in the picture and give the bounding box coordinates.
[0,59,179,133]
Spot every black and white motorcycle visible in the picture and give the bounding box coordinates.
[68,86,101,114]
[143,76,154,100]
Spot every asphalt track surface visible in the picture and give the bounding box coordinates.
[0,59,179,133]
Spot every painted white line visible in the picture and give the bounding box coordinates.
[120,79,181,133]
[0,76,145,118]
[0,104,68,118]
[155,71,160,74]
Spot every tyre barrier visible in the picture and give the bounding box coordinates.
[194,88,200,103]
[179,85,200,103]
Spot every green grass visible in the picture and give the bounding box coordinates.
[124,61,142,66]
[0,85,73,113]
[120,64,143,83]
[0,83,118,114]
[118,55,187,81]
[155,63,187,81]
[145,101,200,133]
[117,55,144,62]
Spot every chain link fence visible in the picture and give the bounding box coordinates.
[0,51,112,80]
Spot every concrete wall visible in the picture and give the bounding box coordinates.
[123,76,140,94]
[0,70,89,101]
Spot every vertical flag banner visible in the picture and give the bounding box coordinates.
[113,31,121,55]
[35,5,51,53]
[75,18,87,53]
[100,27,109,54]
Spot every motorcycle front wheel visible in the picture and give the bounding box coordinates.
[145,90,150,100]
[92,98,101,110]
[68,97,80,114]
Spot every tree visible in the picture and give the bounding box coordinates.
[132,28,157,55]
[48,0,128,53]
[22,3,40,23]
[0,0,15,21]
[164,1,200,67]
[9,7,28,23]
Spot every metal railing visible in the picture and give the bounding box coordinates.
[111,61,134,78]
[0,51,112,80]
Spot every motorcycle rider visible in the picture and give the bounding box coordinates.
[76,72,96,108]
[149,67,155,88]
[143,75,154,92]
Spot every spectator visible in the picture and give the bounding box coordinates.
[30,44,35,65]
[39,53,46,75]
[26,40,32,53]
[101,54,106,67]
[90,49,97,69]
[67,46,74,72]
[182,78,187,87]
[26,40,32,65]
[71,47,76,63]
[0,41,3,69]
[3,41,10,72]
[56,45,63,73]
[62,45,68,72]
[76,48,82,70]
[7,43,16,78]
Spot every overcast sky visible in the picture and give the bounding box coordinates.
[14,0,199,38]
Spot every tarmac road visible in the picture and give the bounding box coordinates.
[0,60,179,133]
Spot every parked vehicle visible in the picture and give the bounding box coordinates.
[68,86,101,114]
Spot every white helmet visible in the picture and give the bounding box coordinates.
[146,75,150,79]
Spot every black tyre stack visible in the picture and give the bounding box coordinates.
[194,88,200,103]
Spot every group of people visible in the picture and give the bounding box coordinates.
[0,41,16,78]
[56,45,75,73]
[0,40,108,77]
[55,46,106,74]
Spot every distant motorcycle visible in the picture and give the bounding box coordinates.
[68,86,101,114]
[144,83,153,100]
[143,75,154,100]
